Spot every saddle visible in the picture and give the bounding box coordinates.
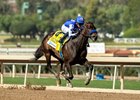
[47,30,69,52]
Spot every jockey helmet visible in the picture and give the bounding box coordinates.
[75,16,84,25]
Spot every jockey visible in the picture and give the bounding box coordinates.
[59,15,85,43]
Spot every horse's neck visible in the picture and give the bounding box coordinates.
[74,33,88,50]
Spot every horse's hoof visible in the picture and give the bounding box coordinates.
[68,76,74,80]
[57,84,60,87]
[60,71,64,75]
[30,58,37,61]
[56,80,61,87]
[84,78,90,85]
[66,83,73,88]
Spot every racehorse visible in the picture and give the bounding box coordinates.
[32,22,98,87]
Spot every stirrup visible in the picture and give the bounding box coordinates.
[59,40,63,43]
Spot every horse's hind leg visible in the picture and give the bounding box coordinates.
[55,62,63,86]
[44,53,58,80]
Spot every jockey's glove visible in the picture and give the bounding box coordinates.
[79,26,84,31]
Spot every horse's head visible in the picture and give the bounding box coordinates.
[82,22,98,41]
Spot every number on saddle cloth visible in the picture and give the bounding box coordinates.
[53,30,65,42]
[48,30,69,51]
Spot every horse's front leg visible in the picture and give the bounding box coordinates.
[62,63,73,87]
[84,61,93,85]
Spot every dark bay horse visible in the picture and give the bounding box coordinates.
[32,22,98,87]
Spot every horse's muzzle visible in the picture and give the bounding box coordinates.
[91,33,98,42]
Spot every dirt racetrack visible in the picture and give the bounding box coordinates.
[0,86,140,100]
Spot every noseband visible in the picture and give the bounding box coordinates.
[82,28,97,38]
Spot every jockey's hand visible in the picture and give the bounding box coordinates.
[80,26,84,30]
[71,35,77,39]
[71,29,75,33]
[71,28,79,33]
[78,26,84,32]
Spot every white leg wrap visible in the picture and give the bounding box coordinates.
[86,72,90,77]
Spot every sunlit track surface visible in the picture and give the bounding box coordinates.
[0,84,140,94]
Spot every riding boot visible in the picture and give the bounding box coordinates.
[59,32,68,43]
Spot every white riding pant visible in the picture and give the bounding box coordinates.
[61,24,76,37]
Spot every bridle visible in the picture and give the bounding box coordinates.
[81,25,97,37]
[79,22,98,42]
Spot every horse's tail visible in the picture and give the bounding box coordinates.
[33,45,44,61]
[30,32,54,61]
[30,45,44,61]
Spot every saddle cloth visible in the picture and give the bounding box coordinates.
[47,30,68,52]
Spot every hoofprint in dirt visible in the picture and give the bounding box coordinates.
[0,85,140,100]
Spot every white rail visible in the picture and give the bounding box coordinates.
[0,55,140,91]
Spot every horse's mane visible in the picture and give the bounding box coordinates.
[85,22,96,29]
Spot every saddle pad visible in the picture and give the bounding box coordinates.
[47,30,68,51]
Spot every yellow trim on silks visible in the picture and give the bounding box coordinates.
[48,30,68,52]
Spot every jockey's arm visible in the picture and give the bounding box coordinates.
[68,24,77,37]
[79,25,84,30]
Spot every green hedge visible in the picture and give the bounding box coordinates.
[123,28,140,38]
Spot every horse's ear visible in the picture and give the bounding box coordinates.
[88,21,93,24]
[85,22,90,28]
[85,21,96,29]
